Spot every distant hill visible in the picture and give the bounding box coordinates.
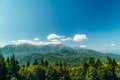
[1,43,120,66]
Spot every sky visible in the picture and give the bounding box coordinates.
[0,0,120,51]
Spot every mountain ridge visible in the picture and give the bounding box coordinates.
[0,43,103,56]
[0,43,120,66]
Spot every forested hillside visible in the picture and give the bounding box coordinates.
[1,43,120,66]
[0,50,120,80]
[16,53,120,67]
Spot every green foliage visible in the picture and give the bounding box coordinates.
[89,57,95,67]
[106,56,112,64]
[86,67,99,80]
[32,59,38,65]
[26,60,30,67]
[6,54,20,79]
[0,51,7,80]
[95,58,102,68]
[112,58,117,68]
[0,50,120,80]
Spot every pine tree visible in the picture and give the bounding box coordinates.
[7,54,20,79]
[95,58,102,68]
[89,57,95,67]
[82,61,89,79]
[63,61,67,67]
[55,61,59,66]
[0,50,7,80]
[111,59,118,80]
[44,59,49,67]
[40,58,49,68]
[86,67,99,80]
[59,61,62,67]
[26,60,30,67]
[41,58,44,66]
[83,61,89,71]
[106,56,112,65]
[33,59,38,65]
[112,58,117,68]
[6,57,10,63]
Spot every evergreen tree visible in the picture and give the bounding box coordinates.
[83,61,89,71]
[89,57,95,67]
[63,61,67,67]
[40,58,49,67]
[59,61,62,67]
[33,59,38,65]
[44,59,49,67]
[86,67,99,80]
[26,60,30,67]
[30,65,46,80]
[55,61,59,66]
[41,58,45,66]
[112,58,117,68]
[95,58,102,68]
[7,54,20,79]
[111,59,118,80]
[0,50,7,80]
[6,57,10,63]
[106,56,112,65]
[82,61,89,80]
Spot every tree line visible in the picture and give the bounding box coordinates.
[0,52,120,80]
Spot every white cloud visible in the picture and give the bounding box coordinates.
[80,45,87,48]
[47,34,65,41]
[0,33,88,47]
[47,33,73,42]
[33,38,39,41]
[110,44,116,47]
[12,40,33,45]
[61,37,72,41]
[50,39,59,42]
[73,34,87,42]
[0,42,6,47]
[12,39,62,46]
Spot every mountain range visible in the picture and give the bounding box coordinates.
[1,43,120,66]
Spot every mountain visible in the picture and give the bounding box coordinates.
[1,43,73,55]
[1,43,102,56]
[1,43,120,66]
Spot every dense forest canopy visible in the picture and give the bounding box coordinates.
[0,50,120,80]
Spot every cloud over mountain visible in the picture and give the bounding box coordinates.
[0,42,6,47]
[80,45,87,48]
[47,34,72,42]
[73,34,87,42]
[47,34,65,41]
[110,44,116,47]
[33,38,39,41]
[12,39,62,46]
[0,33,88,48]
[47,33,87,42]
[61,37,72,41]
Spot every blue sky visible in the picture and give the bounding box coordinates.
[0,0,120,51]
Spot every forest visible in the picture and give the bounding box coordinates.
[0,52,120,80]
